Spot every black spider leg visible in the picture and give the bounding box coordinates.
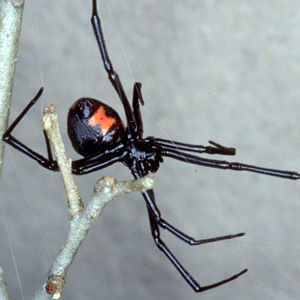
[139,187,247,292]
[2,88,59,171]
[209,140,236,155]
[161,149,300,180]
[132,82,144,138]
[152,138,236,156]
[91,0,137,138]
[71,143,126,175]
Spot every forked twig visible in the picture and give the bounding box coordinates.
[32,105,155,300]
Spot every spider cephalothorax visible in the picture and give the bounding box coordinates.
[122,139,163,175]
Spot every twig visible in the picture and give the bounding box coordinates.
[0,1,25,298]
[0,264,11,300]
[43,104,83,219]
[32,105,155,299]
[0,0,25,180]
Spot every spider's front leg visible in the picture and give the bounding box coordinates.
[132,82,144,138]
[2,88,59,172]
[91,0,136,137]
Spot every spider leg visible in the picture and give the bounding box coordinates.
[71,143,126,175]
[91,0,136,137]
[208,140,236,155]
[132,82,144,138]
[152,137,236,156]
[143,189,247,292]
[159,218,245,245]
[43,129,55,164]
[161,148,300,180]
[141,184,245,245]
[2,88,58,171]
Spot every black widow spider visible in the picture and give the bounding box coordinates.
[3,0,300,293]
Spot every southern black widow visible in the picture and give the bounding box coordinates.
[3,0,300,293]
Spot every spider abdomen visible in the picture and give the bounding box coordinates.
[67,98,126,157]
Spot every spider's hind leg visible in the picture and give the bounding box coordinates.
[142,189,247,292]
[158,217,245,245]
[145,199,202,292]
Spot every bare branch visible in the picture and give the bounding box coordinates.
[0,0,25,180]
[32,105,155,299]
[0,1,25,298]
[0,264,11,300]
[43,104,83,219]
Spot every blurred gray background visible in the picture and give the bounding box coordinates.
[1,0,300,299]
